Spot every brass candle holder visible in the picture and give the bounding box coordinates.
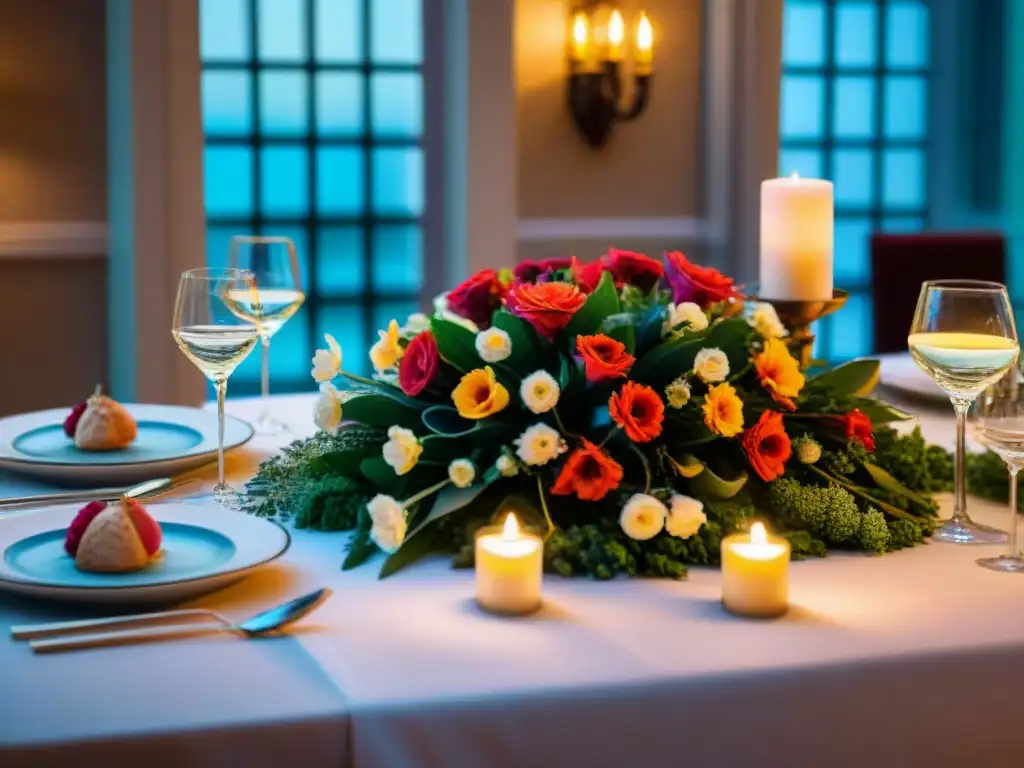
[751,289,848,370]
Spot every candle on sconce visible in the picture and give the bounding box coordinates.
[759,172,834,301]
[635,12,653,75]
[475,513,543,616]
[606,9,625,62]
[569,11,589,63]
[721,522,790,618]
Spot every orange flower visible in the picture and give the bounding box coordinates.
[753,338,805,411]
[742,410,792,482]
[505,281,587,340]
[702,382,744,437]
[577,334,635,382]
[551,439,624,501]
[609,382,664,443]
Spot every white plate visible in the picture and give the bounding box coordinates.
[0,502,289,604]
[877,352,947,402]
[0,404,254,486]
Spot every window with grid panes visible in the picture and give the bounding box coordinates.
[200,0,424,394]
[780,0,930,361]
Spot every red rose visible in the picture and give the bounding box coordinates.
[447,269,506,327]
[572,257,606,294]
[398,330,440,396]
[606,249,664,292]
[577,334,635,382]
[513,257,573,284]
[505,281,586,340]
[839,409,875,452]
[663,250,739,307]
[741,410,792,482]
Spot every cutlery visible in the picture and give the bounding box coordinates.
[22,588,332,653]
[0,477,176,512]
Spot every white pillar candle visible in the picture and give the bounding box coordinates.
[721,522,790,618]
[475,514,543,615]
[759,173,834,301]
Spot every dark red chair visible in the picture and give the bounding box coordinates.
[869,233,1006,354]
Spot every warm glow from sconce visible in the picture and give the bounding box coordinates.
[607,9,625,46]
[570,11,589,61]
[636,13,652,52]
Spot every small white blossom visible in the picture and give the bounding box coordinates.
[619,494,667,541]
[475,327,512,363]
[496,453,519,477]
[665,495,706,539]
[402,312,432,338]
[438,309,479,333]
[665,378,691,409]
[663,302,709,336]
[312,381,345,434]
[693,347,730,383]
[311,333,342,382]
[520,370,560,414]
[381,425,422,476]
[448,458,476,488]
[748,302,788,339]
[513,423,567,466]
[367,494,407,553]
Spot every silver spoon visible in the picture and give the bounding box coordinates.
[0,476,174,512]
[25,588,333,653]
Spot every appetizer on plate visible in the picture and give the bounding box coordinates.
[63,386,138,451]
[65,497,162,573]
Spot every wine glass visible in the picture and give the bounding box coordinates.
[971,367,1024,571]
[172,268,261,505]
[908,280,1019,543]
[228,235,305,434]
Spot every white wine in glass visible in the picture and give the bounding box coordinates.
[909,280,1020,544]
[228,235,305,435]
[172,268,261,505]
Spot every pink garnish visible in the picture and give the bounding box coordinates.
[64,501,107,556]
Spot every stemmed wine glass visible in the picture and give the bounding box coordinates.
[971,367,1024,571]
[908,280,1020,544]
[172,268,261,505]
[228,236,305,434]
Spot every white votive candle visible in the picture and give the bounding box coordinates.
[721,522,790,618]
[475,514,543,615]
[759,173,834,301]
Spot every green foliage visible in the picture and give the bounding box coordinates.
[295,476,368,531]
[806,359,880,397]
[887,518,926,550]
[632,315,753,389]
[493,309,544,371]
[872,426,953,494]
[858,507,891,554]
[344,393,422,431]
[768,477,861,544]
[564,271,619,339]
[967,450,1024,512]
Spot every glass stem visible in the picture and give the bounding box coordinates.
[260,336,271,415]
[952,397,971,524]
[215,378,227,488]
[1010,465,1020,558]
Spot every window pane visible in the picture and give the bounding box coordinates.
[372,148,423,214]
[372,226,421,291]
[779,148,823,178]
[202,71,251,135]
[235,304,310,382]
[373,301,420,339]
[206,225,237,269]
[886,1,929,69]
[201,0,249,61]
[317,227,365,295]
[317,148,364,213]
[883,149,924,208]
[371,0,422,63]
[780,75,824,138]
[205,146,253,215]
[834,217,871,286]
[258,0,306,61]
[832,148,874,207]
[883,76,926,139]
[828,292,872,359]
[371,73,422,137]
[259,72,309,135]
[783,1,825,66]
[315,0,361,62]
[835,2,877,68]
[316,73,363,136]
[833,76,875,139]
[319,305,368,376]
[881,216,924,232]
[261,147,309,214]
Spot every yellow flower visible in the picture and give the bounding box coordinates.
[370,320,404,372]
[702,382,744,437]
[452,366,510,419]
[753,338,805,410]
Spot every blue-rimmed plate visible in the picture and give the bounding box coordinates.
[0,404,253,486]
[0,502,289,604]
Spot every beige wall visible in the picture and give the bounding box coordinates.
[0,0,107,415]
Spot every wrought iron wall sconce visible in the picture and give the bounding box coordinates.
[567,3,653,148]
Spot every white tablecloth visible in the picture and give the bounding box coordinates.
[3,394,1024,767]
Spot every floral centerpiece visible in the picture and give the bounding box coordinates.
[245,250,950,579]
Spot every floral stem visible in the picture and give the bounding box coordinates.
[806,464,922,522]
[599,426,620,447]
[629,443,653,494]
[402,478,451,509]
[536,475,556,540]
[551,407,580,440]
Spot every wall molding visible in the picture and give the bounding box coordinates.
[0,221,108,258]
[517,217,714,242]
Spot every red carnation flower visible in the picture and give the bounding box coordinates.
[551,439,624,501]
[447,269,506,327]
[398,330,440,396]
[837,409,875,452]
[606,249,664,292]
[664,250,739,307]
[609,381,665,443]
[741,410,792,482]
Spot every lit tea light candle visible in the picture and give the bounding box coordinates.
[721,522,790,618]
[475,513,543,616]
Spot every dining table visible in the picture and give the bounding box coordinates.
[2,390,1024,768]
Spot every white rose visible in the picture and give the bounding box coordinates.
[748,302,788,339]
[438,309,479,333]
[475,327,512,363]
[665,494,706,539]
[381,425,422,475]
[693,347,730,383]
[370,320,404,372]
[520,370,560,414]
[448,458,476,488]
[513,423,567,466]
[310,333,342,382]
[664,378,691,409]
[313,381,345,434]
[496,454,519,477]
[619,494,667,541]
[367,494,407,554]
[433,292,449,313]
[402,312,432,338]
[663,302,709,336]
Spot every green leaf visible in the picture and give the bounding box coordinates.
[635,304,667,355]
[808,359,880,397]
[600,312,638,354]
[340,371,425,409]
[421,406,476,435]
[862,462,933,509]
[431,316,480,373]
[419,422,507,461]
[379,484,489,578]
[307,449,369,478]
[851,397,913,424]
[564,271,619,339]
[689,465,748,499]
[359,457,397,488]
[342,527,377,570]
[632,316,752,388]
[493,309,543,370]
[343,393,422,431]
